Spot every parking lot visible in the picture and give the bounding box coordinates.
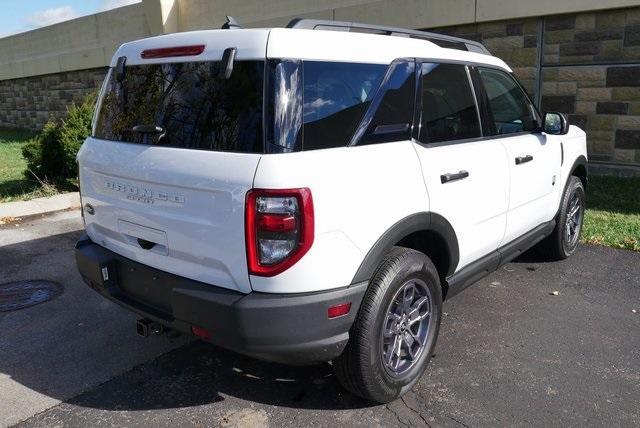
[1,211,639,427]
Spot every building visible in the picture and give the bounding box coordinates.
[1,0,639,170]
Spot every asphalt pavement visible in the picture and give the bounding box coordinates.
[1,211,639,427]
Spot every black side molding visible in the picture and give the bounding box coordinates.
[445,220,555,299]
[351,212,459,284]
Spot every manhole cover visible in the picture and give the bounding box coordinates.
[0,280,63,312]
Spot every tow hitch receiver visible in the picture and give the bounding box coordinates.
[136,318,164,337]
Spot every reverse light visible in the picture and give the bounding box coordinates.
[141,45,205,59]
[245,188,314,276]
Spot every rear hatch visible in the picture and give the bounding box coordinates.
[78,32,269,294]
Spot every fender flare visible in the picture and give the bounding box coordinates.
[568,155,588,189]
[350,212,459,284]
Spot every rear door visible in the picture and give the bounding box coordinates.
[475,67,561,243]
[79,55,266,294]
[413,62,509,271]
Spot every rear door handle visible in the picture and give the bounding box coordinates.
[515,155,533,165]
[440,170,469,184]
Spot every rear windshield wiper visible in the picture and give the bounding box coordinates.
[132,125,166,144]
[132,125,165,134]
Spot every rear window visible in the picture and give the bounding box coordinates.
[93,60,264,153]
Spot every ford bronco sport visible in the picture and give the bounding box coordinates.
[75,18,588,403]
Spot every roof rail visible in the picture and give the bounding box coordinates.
[286,18,490,55]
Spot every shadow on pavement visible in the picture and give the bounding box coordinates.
[0,228,372,414]
[65,341,374,411]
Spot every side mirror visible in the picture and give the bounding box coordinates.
[543,112,570,135]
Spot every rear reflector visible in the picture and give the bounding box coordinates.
[328,303,351,319]
[191,325,212,340]
[141,45,205,59]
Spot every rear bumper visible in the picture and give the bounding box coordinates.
[75,235,367,365]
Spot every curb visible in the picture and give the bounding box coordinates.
[0,192,80,224]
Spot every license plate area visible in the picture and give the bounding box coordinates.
[116,260,173,316]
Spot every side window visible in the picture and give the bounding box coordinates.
[355,60,416,145]
[302,62,386,150]
[419,63,481,144]
[478,68,540,136]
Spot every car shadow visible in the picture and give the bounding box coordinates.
[65,340,374,411]
[0,227,373,413]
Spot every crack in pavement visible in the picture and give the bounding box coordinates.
[385,403,410,427]
[447,414,471,428]
[401,394,432,427]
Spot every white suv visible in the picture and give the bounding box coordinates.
[75,19,588,403]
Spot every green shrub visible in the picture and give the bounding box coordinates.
[22,95,95,183]
[22,121,63,181]
[59,95,95,179]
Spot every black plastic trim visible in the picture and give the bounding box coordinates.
[569,155,588,190]
[75,235,368,365]
[351,212,459,284]
[445,220,556,299]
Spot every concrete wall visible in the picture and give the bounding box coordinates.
[2,0,640,82]
[0,4,150,82]
[1,0,639,166]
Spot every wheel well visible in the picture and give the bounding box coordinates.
[396,230,451,282]
[572,163,587,190]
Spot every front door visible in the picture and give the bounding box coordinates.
[475,67,561,243]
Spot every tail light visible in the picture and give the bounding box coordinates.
[245,188,314,276]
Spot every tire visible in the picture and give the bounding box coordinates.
[333,246,442,403]
[541,175,585,260]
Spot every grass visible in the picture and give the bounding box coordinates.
[582,175,640,252]
[0,128,75,203]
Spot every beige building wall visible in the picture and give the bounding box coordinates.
[2,0,640,81]
[0,4,150,81]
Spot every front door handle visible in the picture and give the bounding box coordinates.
[440,170,469,184]
[515,155,533,165]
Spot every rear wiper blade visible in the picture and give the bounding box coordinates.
[132,125,166,145]
[132,125,165,134]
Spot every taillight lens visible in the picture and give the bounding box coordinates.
[245,188,314,276]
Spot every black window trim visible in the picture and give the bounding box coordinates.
[415,59,485,148]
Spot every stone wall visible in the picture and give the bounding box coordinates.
[1,5,639,166]
[0,68,107,130]
[431,6,640,166]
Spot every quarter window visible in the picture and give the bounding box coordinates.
[302,62,386,150]
[478,68,540,135]
[419,63,481,144]
[356,60,416,145]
